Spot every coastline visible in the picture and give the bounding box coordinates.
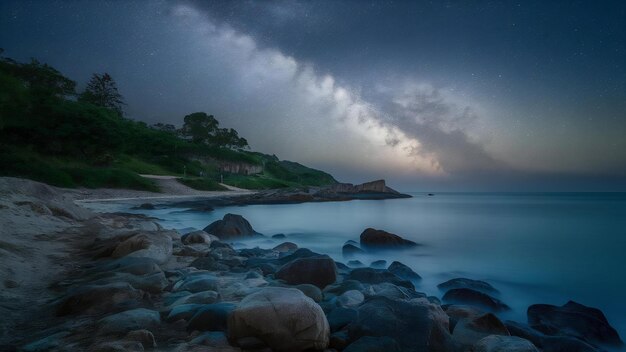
[1,176,622,351]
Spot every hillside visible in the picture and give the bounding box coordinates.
[0,55,337,191]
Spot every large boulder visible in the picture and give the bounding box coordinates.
[181,230,218,245]
[228,287,329,351]
[527,301,623,348]
[442,288,509,312]
[203,214,260,240]
[438,278,498,294]
[342,243,365,258]
[348,296,455,352]
[359,228,417,249]
[343,336,401,352]
[387,261,421,281]
[187,303,236,332]
[275,255,337,289]
[473,335,539,352]
[173,273,220,293]
[505,320,599,352]
[452,313,510,347]
[347,268,414,289]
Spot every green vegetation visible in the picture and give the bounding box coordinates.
[0,53,337,191]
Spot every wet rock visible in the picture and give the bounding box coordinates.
[181,230,217,245]
[203,214,261,240]
[438,278,499,294]
[369,282,421,300]
[452,313,510,347]
[189,257,217,271]
[272,234,286,239]
[370,260,387,268]
[135,203,155,210]
[505,320,598,352]
[97,308,160,335]
[328,307,358,332]
[166,304,205,322]
[444,304,485,330]
[294,283,323,302]
[324,280,366,297]
[387,261,421,281]
[110,231,173,265]
[359,228,417,249]
[125,329,156,349]
[347,260,365,267]
[442,288,509,312]
[273,241,298,253]
[22,332,69,352]
[527,300,623,348]
[275,255,337,289]
[337,290,365,307]
[344,336,401,352]
[348,296,455,352]
[342,244,364,258]
[169,290,220,307]
[93,257,162,276]
[347,268,414,289]
[173,273,219,293]
[228,287,329,351]
[187,303,236,332]
[93,271,167,294]
[56,282,144,316]
[190,331,230,347]
[330,330,350,350]
[473,335,539,352]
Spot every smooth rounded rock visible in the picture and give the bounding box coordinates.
[275,255,337,289]
[359,228,417,249]
[474,335,539,352]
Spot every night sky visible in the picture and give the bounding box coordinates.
[2,0,625,191]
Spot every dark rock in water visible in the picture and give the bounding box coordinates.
[133,203,155,210]
[190,331,230,347]
[187,303,236,332]
[438,278,499,294]
[344,336,401,352]
[203,213,261,240]
[210,241,234,250]
[294,283,323,302]
[370,260,387,268]
[56,282,144,316]
[328,307,358,332]
[387,261,421,281]
[330,330,350,350]
[359,228,417,249]
[275,255,337,289]
[181,230,215,245]
[505,320,598,352]
[348,260,365,267]
[92,257,162,276]
[348,296,455,352]
[527,300,623,348]
[272,233,286,239]
[442,288,509,312]
[452,313,510,347]
[166,303,204,322]
[273,241,298,253]
[473,335,538,352]
[343,243,365,258]
[444,305,486,330]
[274,248,323,265]
[238,247,275,258]
[347,268,414,289]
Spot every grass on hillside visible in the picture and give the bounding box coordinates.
[178,177,227,191]
[222,174,292,190]
[0,149,159,191]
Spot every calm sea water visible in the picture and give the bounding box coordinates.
[89,192,626,337]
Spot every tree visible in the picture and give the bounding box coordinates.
[214,128,249,149]
[152,123,178,134]
[79,73,125,115]
[180,112,219,144]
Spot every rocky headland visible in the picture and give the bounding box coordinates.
[0,177,623,352]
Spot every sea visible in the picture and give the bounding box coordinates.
[86,192,626,338]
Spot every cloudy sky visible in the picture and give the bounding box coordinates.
[1,0,625,190]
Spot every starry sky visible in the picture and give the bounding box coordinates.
[1,0,625,191]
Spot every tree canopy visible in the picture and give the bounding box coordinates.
[78,73,125,115]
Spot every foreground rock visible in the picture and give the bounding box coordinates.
[228,287,329,351]
[473,335,539,352]
[387,261,421,281]
[359,228,417,249]
[437,277,498,294]
[527,300,623,348]
[348,296,456,351]
[442,288,509,312]
[275,255,337,289]
[203,213,261,240]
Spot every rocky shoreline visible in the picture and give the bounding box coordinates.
[0,178,623,352]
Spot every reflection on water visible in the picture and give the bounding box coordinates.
[87,192,626,337]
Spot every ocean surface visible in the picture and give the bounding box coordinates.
[89,192,626,338]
